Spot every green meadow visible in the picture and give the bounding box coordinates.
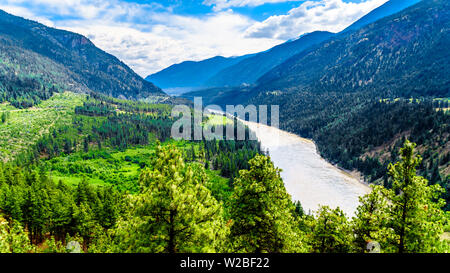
[0,92,85,161]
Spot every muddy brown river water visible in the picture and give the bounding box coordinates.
[244,121,371,217]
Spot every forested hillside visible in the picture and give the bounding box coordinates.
[191,0,450,209]
[0,137,449,253]
[0,90,280,253]
[0,0,449,255]
[0,42,83,108]
[257,0,449,97]
[0,9,165,106]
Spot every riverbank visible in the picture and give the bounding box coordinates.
[242,119,371,216]
[205,109,371,216]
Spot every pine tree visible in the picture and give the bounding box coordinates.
[23,174,51,244]
[229,155,305,253]
[352,185,393,253]
[115,144,226,253]
[294,201,304,218]
[0,218,34,253]
[352,141,447,253]
[98,187,120,229]
[72,202,99,250]
[430,161,442,185]
[49,189,74,242]
[307,206,353,253]
[83,137,89,153]
[63,138,72,154]
[387,140,446,253]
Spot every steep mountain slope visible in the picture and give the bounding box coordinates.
[179,0,420,93]
[342,0,421,33]
[205,31,335,88]
[190,0,450,190]
[0,40,83,108]
[257,0,450,97]
[147,31,333,92]
[0,9,164,103]
[145,55,252,92]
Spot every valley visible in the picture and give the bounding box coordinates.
[0,92,85,161]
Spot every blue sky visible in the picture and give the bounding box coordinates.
[0,0,388,76]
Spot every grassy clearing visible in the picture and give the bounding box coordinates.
[205,169,231,206]
[44,140,229,194]
[46,146,150,192]
[0,102,16,111]
[204,113,233,127]
[0,91,85,161]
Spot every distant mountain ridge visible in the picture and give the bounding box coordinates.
[256,0,449,97]
[150,0,421,92]
[145,31,334,92]
[0,9,165,101]
[145,55,253,92]
[183,0,448,107]
[204,31,335,88]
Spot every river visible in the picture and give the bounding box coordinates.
[244,121,371,217]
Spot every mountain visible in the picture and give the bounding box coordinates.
[187,0,450,187]
[177,0,420,92]
[257,0,450,97]
[145,55,252,93]
[182,0,428,104]
[0,9,164,106]
[206,0,424,89]
[342,0,422,33]
[204,31,335,88]
[147,31,334,92]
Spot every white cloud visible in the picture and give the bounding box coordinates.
[245,0,388,40]
[203,0,303,11]
[0,0,282,76]
[0,4,55,26]
[0,0,389,77]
